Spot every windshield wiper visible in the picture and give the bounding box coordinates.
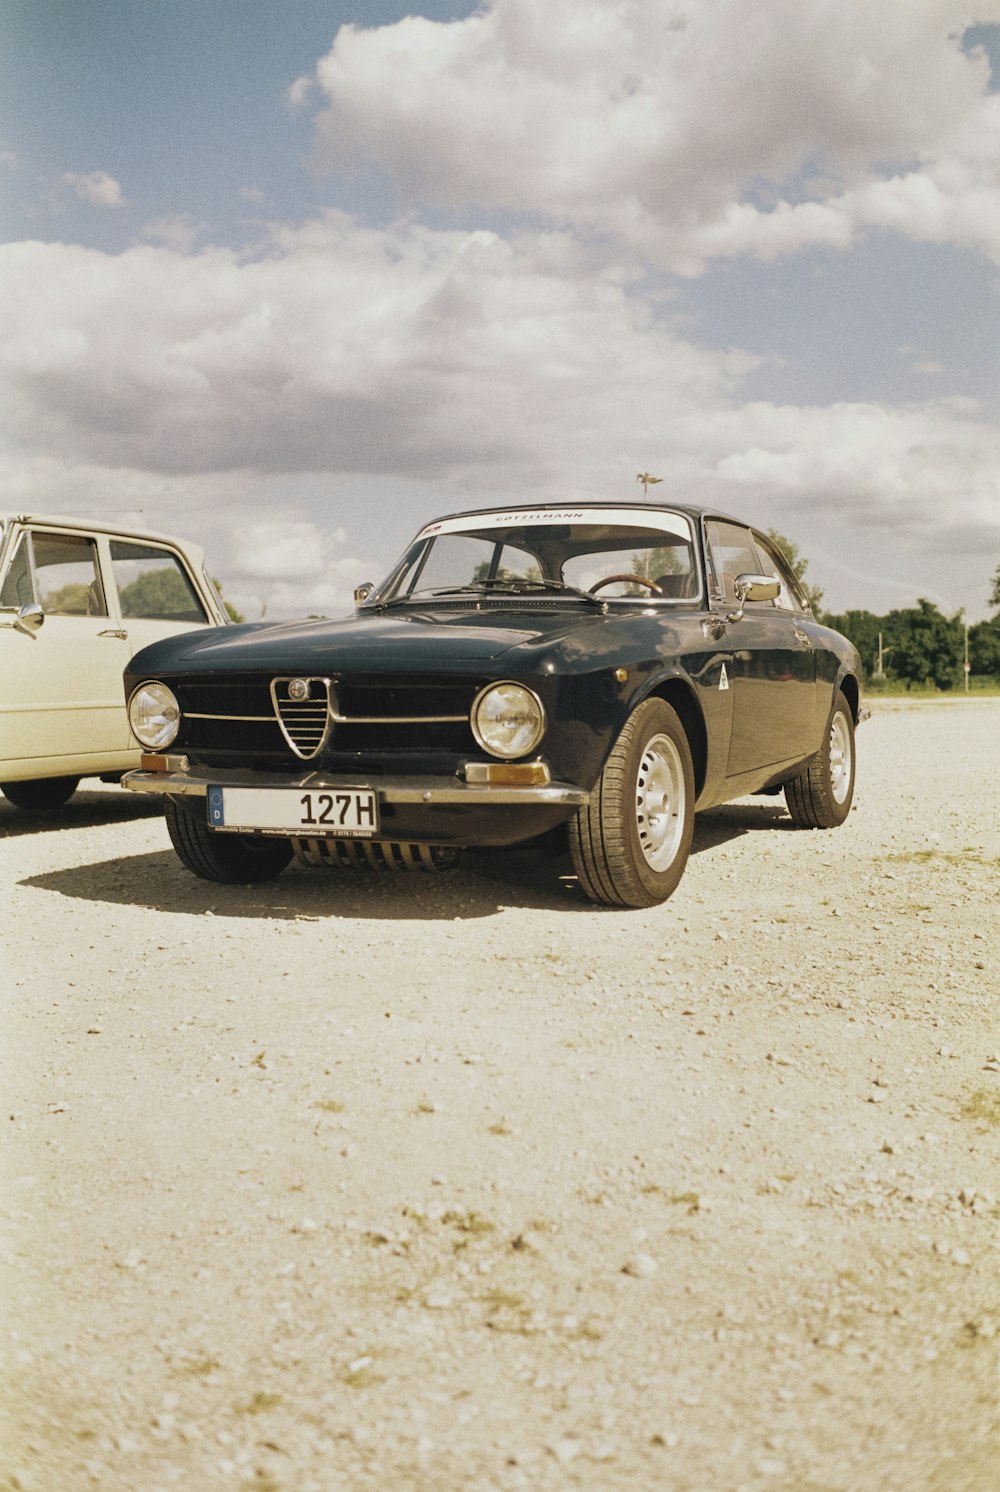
[396,578,603,607]
[502,577,603,604]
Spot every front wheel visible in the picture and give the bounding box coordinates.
[569,698,694,908]
[784,692,855,828]
[1,775,80,811]
[165,799,294,883]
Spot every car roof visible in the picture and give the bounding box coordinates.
[421,500,746,528]
[0,511,207,562]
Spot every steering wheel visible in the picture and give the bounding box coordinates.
[588,573,663,595]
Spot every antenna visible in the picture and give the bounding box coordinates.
[636,473,662,499]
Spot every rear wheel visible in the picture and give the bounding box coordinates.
[165,798,294,883]
[1,776,80,811]
[569,698,694,908]
[784,691,855,828]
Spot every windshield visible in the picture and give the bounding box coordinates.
[376,508,700,604]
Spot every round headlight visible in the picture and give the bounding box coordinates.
[128,681,181,749]
[471,682,545,760]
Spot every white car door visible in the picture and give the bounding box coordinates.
[105,537,214,660]
[0,527,133,774]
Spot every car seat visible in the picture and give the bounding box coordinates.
[654,572,695,598]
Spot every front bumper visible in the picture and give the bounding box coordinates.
[122,761,589,848]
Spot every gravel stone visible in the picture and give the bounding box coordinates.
[4,700,999,1492]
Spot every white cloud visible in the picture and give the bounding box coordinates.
[1,215,996,617]
[310,0,1000,270]
[141,214,206,252]
[0,220,748,485]
[226,520,368,616]
[287,74,314,110]
[232,520,338,580]
[62,170,123,207]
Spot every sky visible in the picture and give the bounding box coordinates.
[2,0,999,624]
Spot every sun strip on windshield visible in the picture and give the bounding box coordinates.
[416,508,692,541]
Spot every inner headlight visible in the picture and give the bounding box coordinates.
[128,681,181,749]
[471,682,545,760]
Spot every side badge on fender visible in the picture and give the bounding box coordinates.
[719,663,730,691]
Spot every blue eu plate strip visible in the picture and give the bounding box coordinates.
[208,786,225,826]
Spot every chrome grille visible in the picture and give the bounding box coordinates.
[270,677,334,760]
[175,673,479,764]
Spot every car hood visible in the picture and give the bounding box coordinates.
[127,605,619,678]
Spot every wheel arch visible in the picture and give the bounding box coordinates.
[836,671,861,723]
[642,676,708,798]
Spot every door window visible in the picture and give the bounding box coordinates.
[752,533,807,612]
[704,521,763,604]
[32,533,108,616]
[0,534,33,608]
[110,542,208,623]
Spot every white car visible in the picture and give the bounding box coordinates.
[1,512,229,811]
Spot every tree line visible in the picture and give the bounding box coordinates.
[775,533,1000,689]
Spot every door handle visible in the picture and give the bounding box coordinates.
[98,628,128,640]
[793,628,812,648]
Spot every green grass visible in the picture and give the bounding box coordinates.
[173,1355,221,1377]
[960,1090,1000,1128]
[343,1364,385,1389]
[236,1391,283,1414]
[866,677,1000,698]
[442,1208,495,1237]
[881,850,1000,869]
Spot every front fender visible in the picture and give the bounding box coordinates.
[543,655,722,797]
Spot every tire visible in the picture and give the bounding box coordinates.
[784,691,855,829]
[569,697,695,908]
[165,798,294,884]
[1,776,80,811]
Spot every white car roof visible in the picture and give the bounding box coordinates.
[0,512,207,566]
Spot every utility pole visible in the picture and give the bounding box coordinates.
[964,615,970,693]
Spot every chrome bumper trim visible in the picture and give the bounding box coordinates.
[122,767,589,809]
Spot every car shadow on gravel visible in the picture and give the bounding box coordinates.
[693,799,793,848]
[0,789,163,838]
[18,800,793,919]
[19,848,579,919]
[467,800,792,903]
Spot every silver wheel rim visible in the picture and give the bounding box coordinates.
[635,732,686,871]
[829,710,852,804]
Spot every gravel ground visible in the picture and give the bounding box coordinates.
[2,698,999,1492]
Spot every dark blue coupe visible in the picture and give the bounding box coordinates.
[123,502,865,907]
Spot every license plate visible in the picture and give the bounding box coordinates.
[208,786,379,838]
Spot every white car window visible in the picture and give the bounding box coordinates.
[110,541,209,624]
[0,534,33,608]
[32,532,109,617]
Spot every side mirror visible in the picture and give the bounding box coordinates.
[0,603,46,638]
[354,582,375,605]
[727,573,780,623]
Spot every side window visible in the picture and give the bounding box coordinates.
[0,534,34,608]
[752,533,806,612]
[110,542,208,623]
[704,520,762,603]
[31,532,108,616]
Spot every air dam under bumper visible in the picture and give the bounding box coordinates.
[122,764,589,848]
